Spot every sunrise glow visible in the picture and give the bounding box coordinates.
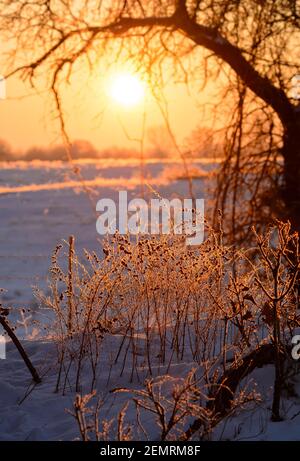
[109,73,145,107]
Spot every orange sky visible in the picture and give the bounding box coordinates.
[0,68,217,154]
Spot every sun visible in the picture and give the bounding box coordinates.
[109,73,145,107]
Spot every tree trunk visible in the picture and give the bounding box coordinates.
[282,113,300,233]
[271,296,283,422]
[182,343,285,441]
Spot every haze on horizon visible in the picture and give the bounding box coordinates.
[0,64,219,156]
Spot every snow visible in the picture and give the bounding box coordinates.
[213,365,300,441]
[1,158,300,441]
[0,159,209,310]
[0,339,80,440]
[0,334,197,441]
[1,335,300,441]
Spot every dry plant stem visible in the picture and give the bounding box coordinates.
[254,222,300,421]
[39,221,299,440]
[73,395,90,441]
[0,315,41,384]
[182,343,283,441]
[67,235,75,334]
[271,262,282,421]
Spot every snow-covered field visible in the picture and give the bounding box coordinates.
[0,159,209,308]
[1,336,300,441]
[1,159,300,441]
[0,158,210,350]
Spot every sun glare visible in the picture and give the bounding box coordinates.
[109,73,145,107]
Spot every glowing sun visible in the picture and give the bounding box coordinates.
[109,73,145,107]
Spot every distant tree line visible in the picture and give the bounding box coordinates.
[0,126,219,162]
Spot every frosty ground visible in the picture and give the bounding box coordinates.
[1,159,300,441]
[1,334,300,440]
